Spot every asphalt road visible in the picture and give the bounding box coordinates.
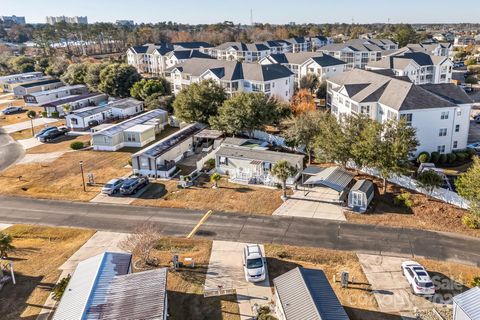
[0,128,24,172]
[0,196,479,266]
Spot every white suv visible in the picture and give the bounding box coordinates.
[243,244,266,283]
[401,261,435,296]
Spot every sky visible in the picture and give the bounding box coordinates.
[2,0,480,25]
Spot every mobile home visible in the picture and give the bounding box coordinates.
[42,92,108,117]
[23,84,88,106]
[13,78,63,98]
[0,72,44,93]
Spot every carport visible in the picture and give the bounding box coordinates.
[301,166,355,202]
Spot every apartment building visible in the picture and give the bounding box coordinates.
[207,42,271,62]
[327,69,472,156]
[169,58,294,101]
[320,39,398,69]
[1,15,26,25]
[46,16,88,24]
[366,52,453,85]
[287,37,311,53]
[392,43,453,57]
[263,40,293,54]
[260,52,346,87]
[310,36,335,50]
[126,42,213,75]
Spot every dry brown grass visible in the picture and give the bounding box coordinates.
[26,134,91,154]
[9,120,65,140]
[265,244,379,320]
[345,175,480,238]
[0,101,43,127]
[132,238,239,320]
[0,225,95,320]
[0,150,132,201]
[133,176,288,215]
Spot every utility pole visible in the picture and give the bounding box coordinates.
[79,161,86,192]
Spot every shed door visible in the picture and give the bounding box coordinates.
[352,192,363,207]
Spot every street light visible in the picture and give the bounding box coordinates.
[79,161,86,192]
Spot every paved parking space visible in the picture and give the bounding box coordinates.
[90,183,150,205]
[17,152,65,164]
[468,120,480,143]
[205,240,272,320]
[2,118,58,134]
[357,253,437,317]
[16,137,42,149]
[273,190,346,221]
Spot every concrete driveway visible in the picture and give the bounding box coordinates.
[357,253,441,317]
[17,137,43,149]
[205,241,272,320]
[18,152,64,164]
[2,118,58,134]
[0,128,24,172]
[273,190,346,221]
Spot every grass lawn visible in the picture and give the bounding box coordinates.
[264,244,379,320]
[345,175,480,238]
[0,225,95,320]
[133,176,287,215]
[9,120,65,141]
[132,238,239,320]
[26,134,91,154]
[0,150,132,201]
[0,103,42,127]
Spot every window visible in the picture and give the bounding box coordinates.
[401,113,413,125]
[437,145,446,153]
[439,128,447,136]
[441,111,449,120]
[361,105,370,114]
[457,109,461,116]
[455,124,460,132]
[453,141,458,149]
[219,156,228,165]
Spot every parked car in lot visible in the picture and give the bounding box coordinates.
[119,176,149,195]
[35,126,58,138]
[37,127,68,142]
[401,261,435,296]
[467,141,480,152]
[1,106,23,114]
[101,178,125,195]
[242,244,266,283]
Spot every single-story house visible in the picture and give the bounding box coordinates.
[453,287,480,320]
[273,267,349,320]
[42,92,108,117]
[302,166,355,200]
[92,109,168,151]
[13,78,63,98]
[1,71,44,93]
[132,122,207,178]
[215,138,304,186]
[108,98,144,118]
[23,84,88,106]
[53,251,168,320]
[348,179,375,213]
[66,105,113,130]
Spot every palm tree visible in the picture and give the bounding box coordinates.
[0,232,14,258]
[271,160,297,200]
[27,110,37,137]
[210,172,221,189]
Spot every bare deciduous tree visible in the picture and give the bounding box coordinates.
[120,223,161,268]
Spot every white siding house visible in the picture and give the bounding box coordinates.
[13,79,63,98]
[207,42,271,62]
[327,69,473,157]
[42,92,108,117]
[66,106,113,130]
[0,72,46,93]
[107,98,145,118]
[23,84,88,106]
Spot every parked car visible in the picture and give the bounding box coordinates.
[467,142,480,152]
[37,127,68,142]
[242,244,266,283]
[119,176,149,195]
[401,261,435,296]
[35,126,58,138]
[1,106,23,114]
[101,178,125,195]
[474,115,480,123]
[453,61,464,68]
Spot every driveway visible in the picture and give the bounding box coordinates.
[90,179,151,205]
[0,128,24,172]
[205,240,272,320]
[17,137,43,149]
[273,190,346,221]
[2,118,58,134]
[18,152,64,164]
[357,254,444,317]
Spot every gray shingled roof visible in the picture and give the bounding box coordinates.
[273,267,349,320]
[214,42,270,52]
[100,268,168,320]
[266,52,345,67]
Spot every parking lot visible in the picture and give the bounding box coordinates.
[468,119,480,143]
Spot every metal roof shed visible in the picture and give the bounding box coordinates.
[303,166,355,193]
[273,267,349,320]
[348,179,375,213]
[453,287,480,320]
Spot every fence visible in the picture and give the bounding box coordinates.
[347,162,470,210]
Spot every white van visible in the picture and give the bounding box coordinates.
[243,244,266,283]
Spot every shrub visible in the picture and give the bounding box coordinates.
[52,274,71,301]
[128,159,132,166]
[446,153,457,164]
[41,111,48,118]
[394,192,413,208]
[455,152,466,162]
[203,158,216,171]
[417,152,430,163]
[462,214,480,229]
[51,111,59,118]
[70,141,84,150]
[471,276,480,287]
[430,152,440,163]
[467,148,477,157]
[438,154,447,164]
[467,64,480,74]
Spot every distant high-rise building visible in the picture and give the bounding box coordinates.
[1,15,26,25]
[46,16,88,25]
[116,20,134,27]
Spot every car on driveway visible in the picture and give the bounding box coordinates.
[468,142,480,152]
[35,126,58,138]
[401,261,435,296]
[37,127,68,142]
[119,176,149,195]
[101,178,125,195]
[1,106,23,114]
[243,244,266,283]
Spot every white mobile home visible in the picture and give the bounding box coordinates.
[23,84,88,106]
[348,179,375,213]
[13,78,63,98]
[108,98,145,118]
[66,106,112,130]
[41,92,108,117]
[92,109,168,151]
[0,72,44,93]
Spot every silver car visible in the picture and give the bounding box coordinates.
[101,178,124,195]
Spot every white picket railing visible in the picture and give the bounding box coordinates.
[347,162,470,210]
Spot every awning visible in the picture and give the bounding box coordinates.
[304,166,354,192]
